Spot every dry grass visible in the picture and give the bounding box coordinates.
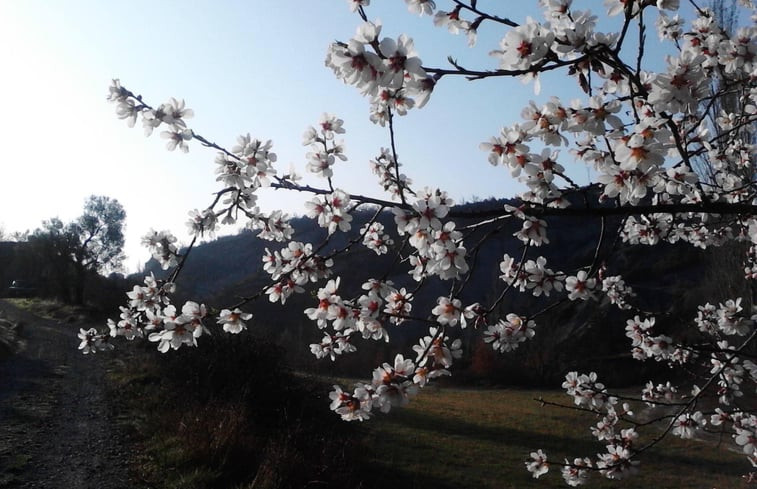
[106,342,366,489]
[359,386,749,489]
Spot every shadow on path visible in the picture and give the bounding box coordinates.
[0,300,146,489]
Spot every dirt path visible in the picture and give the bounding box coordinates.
[0,300,146,489]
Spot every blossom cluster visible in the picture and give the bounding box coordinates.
[328,328,462,421]
[325,18,434,125]
[100,0,757,484]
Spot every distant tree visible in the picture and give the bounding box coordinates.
[31,196,125,304]
[694,0,755,183]
[30,218,77,300]
[0,223,31,243]
[9,231,29,242]
[74,195,127,273]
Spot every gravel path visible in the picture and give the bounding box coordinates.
[0,300,146,489]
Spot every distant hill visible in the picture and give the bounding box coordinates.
[137,196,727,385]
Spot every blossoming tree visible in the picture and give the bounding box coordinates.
[81,0,757,484]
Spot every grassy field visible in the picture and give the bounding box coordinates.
[357,386,749,489]
[4,298,746,488]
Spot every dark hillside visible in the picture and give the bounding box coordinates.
[138,197,720,384]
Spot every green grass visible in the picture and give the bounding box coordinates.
[4,297,87,322]
[359,387,748,489]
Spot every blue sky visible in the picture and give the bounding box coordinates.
[0,1,690,271]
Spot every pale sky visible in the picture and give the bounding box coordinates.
[0,1,675,272]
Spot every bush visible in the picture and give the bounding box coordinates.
[113,330,365,489]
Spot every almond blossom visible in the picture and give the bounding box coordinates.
[100,1,757,484]
[217,308,252,334]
